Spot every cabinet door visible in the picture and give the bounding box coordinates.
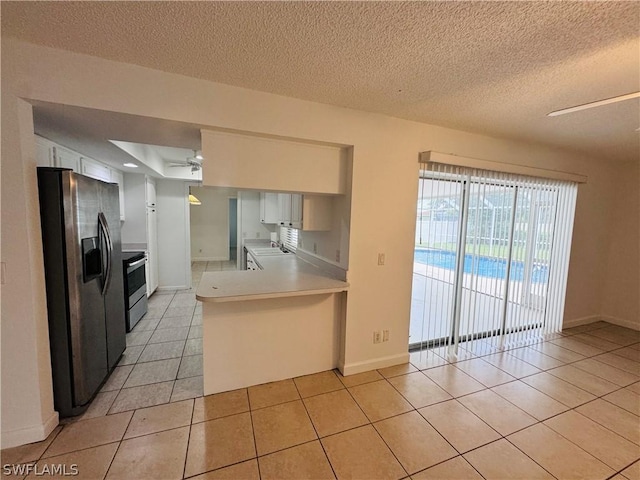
[146,207,159,294]
[81,157,111,182]
[35,136,55,167]
[259,192,279,223]
[110,169,125,221]
[55,146,81,172]
[301,195,333,231]
[145,177,157,207]
[290,194,303,229]
[278,193,292,226]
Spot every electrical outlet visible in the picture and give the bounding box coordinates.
[256,232,260,238]
[382,329,390,342]
[373,331,382,344]
[378,253,385,266]
[336,249,340,262]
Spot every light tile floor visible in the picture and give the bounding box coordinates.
[3,312,639,478]
[70,261,234,420]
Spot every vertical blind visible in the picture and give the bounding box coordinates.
[411,162,578,357]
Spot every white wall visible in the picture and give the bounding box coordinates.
[190,187,236,261]
[1,96,58,448]
[1,38,635,446]
[238,191,276,242]
[156,180,190,290]
[601,161,640,329]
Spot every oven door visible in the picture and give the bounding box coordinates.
[127,257,147,304]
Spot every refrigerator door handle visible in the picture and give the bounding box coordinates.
[98,212,113,296]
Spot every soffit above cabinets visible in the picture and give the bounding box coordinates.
[201,130,347,195]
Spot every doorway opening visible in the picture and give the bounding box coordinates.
[410,162,577,359]
[229,198,238,261]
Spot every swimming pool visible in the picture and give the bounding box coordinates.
[414,248,548,283]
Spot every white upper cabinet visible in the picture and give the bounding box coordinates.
[277,193,292,227]
[56,147,81,172]
[145,177,157,207]
[259,192,279,224]
[277,193,303,228]
[34,137,82,172]
[35,136,56,167]
[81,157,111,182]
[35,135,126,219]
[290,194,303,229]
[262,191,332,231]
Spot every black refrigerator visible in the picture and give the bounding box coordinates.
[37,167,126,417]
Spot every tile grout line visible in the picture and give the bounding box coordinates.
[290,377,340,480]
[101,410,137,479]
[245,388,262,480]
[180,400,196,480]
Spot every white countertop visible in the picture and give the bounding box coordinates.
[196,246,349,303]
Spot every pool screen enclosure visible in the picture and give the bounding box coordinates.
[410,157,578,358]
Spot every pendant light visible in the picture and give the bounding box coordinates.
[188,186,201,205]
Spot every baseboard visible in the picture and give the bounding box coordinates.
[191,256,229,262]
[1,410,58,449]
[600,315,640,331]
[339,352,410,377]
[156,285,190,292]
[563,314,640,331]
[562,315,601,329]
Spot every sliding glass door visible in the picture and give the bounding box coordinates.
[410,163,577,357]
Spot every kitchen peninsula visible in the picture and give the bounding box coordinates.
[196,246,349,395]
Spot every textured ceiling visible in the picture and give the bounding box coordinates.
[3,1,639,162]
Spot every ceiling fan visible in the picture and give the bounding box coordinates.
[168,149,204,173]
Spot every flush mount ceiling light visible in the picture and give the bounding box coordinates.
[123,162,138,168]
[547,92,640,117]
